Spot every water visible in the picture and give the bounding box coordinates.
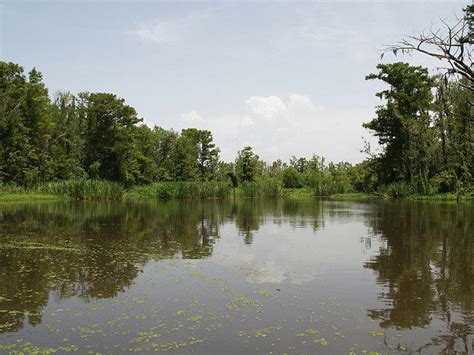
[0,199,472,354]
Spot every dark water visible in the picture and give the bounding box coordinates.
[0,199,472,354]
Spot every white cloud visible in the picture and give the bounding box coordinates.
[240,115,254,128]
[177,93,374,163]
[182,110,203,124]
[287,93,324,114]
[245,96,287,119]
[131,9,212,44]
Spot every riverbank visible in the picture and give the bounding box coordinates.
[0,194,61,202]
[2,188,473,203]
[2,179,474,202]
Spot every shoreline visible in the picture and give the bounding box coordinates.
[1,190,473,203]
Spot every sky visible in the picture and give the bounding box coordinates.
[0,0,469,163]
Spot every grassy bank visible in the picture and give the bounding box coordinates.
[1,180,473,202]
[1,179,125,201]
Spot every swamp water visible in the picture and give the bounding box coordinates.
[0,199,472,354]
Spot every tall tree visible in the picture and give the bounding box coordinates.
[0,62,31,185]
[433,78,474,185]
[50,91,85,180]
[235,146,260,182]
[181,128,220,181]
[79,92,142,184]
[364,63,436,189]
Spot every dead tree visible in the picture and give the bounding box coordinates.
[383,6,473,92]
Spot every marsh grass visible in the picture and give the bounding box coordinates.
[129,181,232,199]
[2,179,471,202]
[38,179,125,200]
[237,179,283,198]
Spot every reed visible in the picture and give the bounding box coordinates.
[37,179,125,200]
[128,181,232,199]
[237,179,283,198]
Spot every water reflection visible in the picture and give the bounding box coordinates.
[0,199,472,353]
[364,201,473,352]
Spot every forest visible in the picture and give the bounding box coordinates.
[0,5,472,200]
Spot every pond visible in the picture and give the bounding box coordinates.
[0,199,472,353]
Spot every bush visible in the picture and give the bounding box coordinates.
[430,171,457,193]
[380,181,417,198]
[282,167,302,188]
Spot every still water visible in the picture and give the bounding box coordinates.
[0,199,472,354]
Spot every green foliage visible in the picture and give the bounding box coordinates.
[364,62,473,195]
[129,182,232,199]
[282,166,302,188]
[364,63,435,188]
[238,178,282,198]
[235,146,260,182]
[379,182,417,198]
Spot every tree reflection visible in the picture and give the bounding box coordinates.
[0,201,229,332]
[364,201,473,351]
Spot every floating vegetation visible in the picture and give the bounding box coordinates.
[314,337,328,345]
[0,241,83,253]
[369,330,385,336]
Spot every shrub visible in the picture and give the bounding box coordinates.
[282,167,302,188]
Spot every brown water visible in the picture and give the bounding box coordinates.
[0,199,472,354]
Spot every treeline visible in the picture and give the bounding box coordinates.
[0,61,367,195]
[0,63,222,186]
[0,59,472,197]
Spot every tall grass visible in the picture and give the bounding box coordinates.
[38,179,125,200]
[0,182,31,194]
[130,179,283,199]
[237,178,283,198]
[129,181,232,199]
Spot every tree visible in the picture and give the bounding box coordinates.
[0,63,55,186]
[290,156,308,173]
[0,62,31,185]
[171,132,199,181]
[433,78,474,185]
[384,5,473,91]
[50,91,86,180]
[282,166,302,188]
[181,128,220,181]
[24,68,55,182]
[79,92,142,184]
[152,127,178,181]
[364,63,436,190]
[235,146,260,182]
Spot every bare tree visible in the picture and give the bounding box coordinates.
[383,5,473,92]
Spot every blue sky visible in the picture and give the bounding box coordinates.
[0,0,468,163]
